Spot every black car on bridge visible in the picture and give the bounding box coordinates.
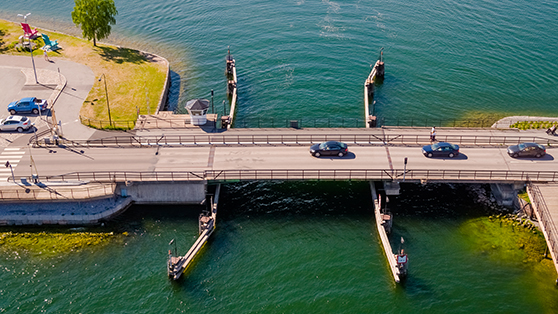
[310,141,348,157]
[507,142,546,158]
[422,142,460,158]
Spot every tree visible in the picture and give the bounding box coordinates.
[71,0,118,46]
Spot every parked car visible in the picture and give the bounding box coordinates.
[0,115,32,132]
[422,142,459,158]
[8,97,48,115]
[310,141,348,157]
[507,142,546,158]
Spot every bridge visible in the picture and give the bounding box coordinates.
[9,127,557,183]
[4,125,558,281]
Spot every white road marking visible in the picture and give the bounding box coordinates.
[0,148,25,182]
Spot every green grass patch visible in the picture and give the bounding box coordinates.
[518,190,530,204]
[0,230,128,257]
[510,121,557,130]
[0,19,167,130]
[460,215,547,265]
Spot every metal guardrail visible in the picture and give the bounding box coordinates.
[527,182,558,264]
[37,169,558,183]
[379,117,504,128]
[224,117,510,128]
[79,116,137,130]
[233,118,366,128]
[0,183,115,201]
[31,133,558,148]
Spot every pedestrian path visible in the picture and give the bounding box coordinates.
[0,148,25,182]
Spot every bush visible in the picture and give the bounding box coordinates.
[510,121,557,130]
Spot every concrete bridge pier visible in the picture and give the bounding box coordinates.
[490,183,524,207]
[384,181,401,196]
[118,181,206,204]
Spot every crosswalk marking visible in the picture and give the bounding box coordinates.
[0,148,25,182]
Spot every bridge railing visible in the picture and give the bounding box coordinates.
[38,171,207,183]
[527,182,558,265]
[0,183,116,201]
[227,117,508,128]
[36,169,558,183]
[31,133,558,148]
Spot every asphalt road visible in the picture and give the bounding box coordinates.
[2,144,554,181]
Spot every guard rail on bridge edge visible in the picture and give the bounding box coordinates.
[16,169,558,184]
[30,133,558,148]
[527,182,558,275]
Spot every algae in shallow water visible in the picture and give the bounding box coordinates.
[460,216,548,265]
[0,231,125,257]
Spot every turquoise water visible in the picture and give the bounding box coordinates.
[1,182,557,313]
[1,0,557,123]
[1,0,558,312]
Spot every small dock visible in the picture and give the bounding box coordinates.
[223,49,238,129]
[370,182,407,283]
[168,184,220,280]
[135,112,218,130]
[364,49,385,128]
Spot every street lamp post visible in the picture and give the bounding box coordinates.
[98,74,113,127]
[17,13,38,84]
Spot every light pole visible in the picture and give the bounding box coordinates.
[17,13,38,84]
[98,74,113,127]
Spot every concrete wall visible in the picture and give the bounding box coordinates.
[118,181,206,204]
[490,183,521,207]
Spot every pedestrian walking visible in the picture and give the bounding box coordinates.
[430,127,436,141]
[43,49,49,62]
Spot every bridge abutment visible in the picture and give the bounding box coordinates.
[118,181,206,204]
[490,183,522,208]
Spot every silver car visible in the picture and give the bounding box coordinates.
[0,115,33,132]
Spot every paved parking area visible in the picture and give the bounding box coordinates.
[0,55,96,147]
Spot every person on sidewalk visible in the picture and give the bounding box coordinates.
[430,127,437,141]
[547,125,557,135]
[43,49,49,62]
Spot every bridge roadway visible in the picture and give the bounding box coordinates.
[4,127,558,183]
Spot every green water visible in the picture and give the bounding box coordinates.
[1,0,557,124]
[1,182,557,313]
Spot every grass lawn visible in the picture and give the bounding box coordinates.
[0,19,168,129]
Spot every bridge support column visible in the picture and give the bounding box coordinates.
[384,181,400,196]
[490,183,517,208]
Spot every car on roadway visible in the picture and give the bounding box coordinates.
[422,142,459,158]
[7,97,48,115]
[507,142,546,158]
[0,115,33,132]
[310,141,348,157]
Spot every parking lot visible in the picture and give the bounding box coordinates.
[0,55,96,147]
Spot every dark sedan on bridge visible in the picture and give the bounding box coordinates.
[422,142,459,158]
[310,141,348,157]
[507,142,546,158]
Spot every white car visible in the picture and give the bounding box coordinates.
[0,115,33,132]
